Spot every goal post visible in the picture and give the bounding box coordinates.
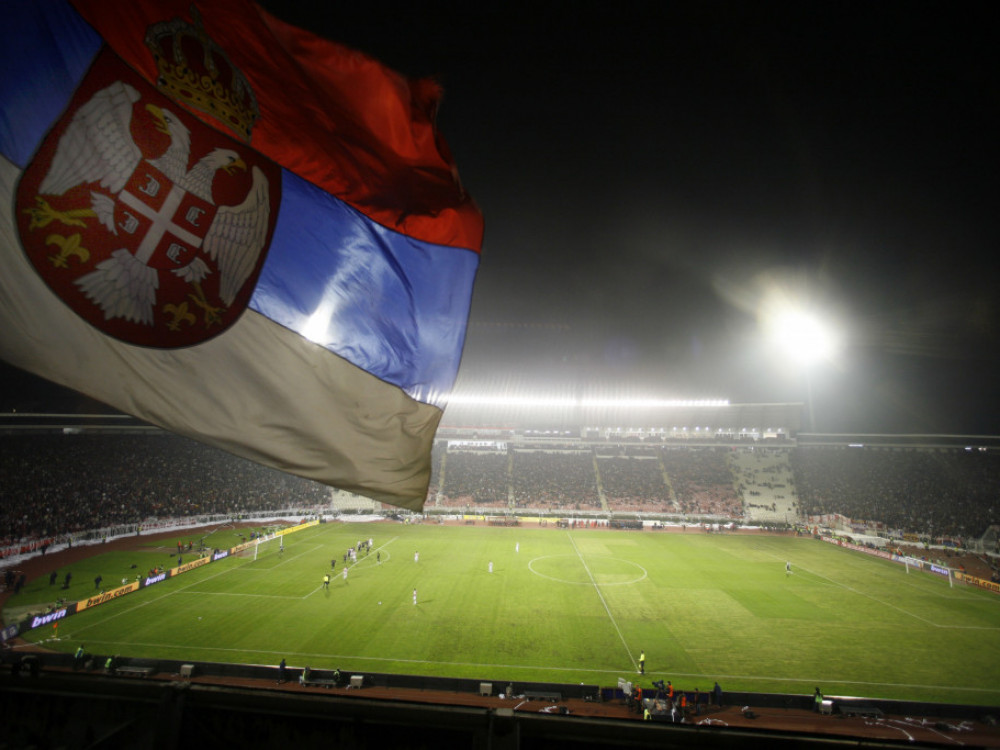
[235,532,283,561]
[902,554,955,587]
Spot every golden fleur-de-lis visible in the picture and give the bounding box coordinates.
[24,196,94,230]
[163,301,197,331]
[45,233,90,268]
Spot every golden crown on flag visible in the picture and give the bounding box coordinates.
[144,6,259,141]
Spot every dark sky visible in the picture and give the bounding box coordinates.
[268,1,998,435]
[5,1,999,435]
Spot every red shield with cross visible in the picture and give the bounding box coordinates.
[16,48,281,348]
[116,161,218,272]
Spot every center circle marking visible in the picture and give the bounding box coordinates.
[528,555,648,585]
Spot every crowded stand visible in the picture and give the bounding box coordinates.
[3,432,999,558]
[790,446,1000,539]
[658,448,743,518]
[510,449,601,511]
[0,433,329,552]
[596,455,675,513]
[436,449,510,508]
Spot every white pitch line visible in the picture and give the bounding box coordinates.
[301,536,398,599]
[755,546,1000,629]
[70,531,332,629]
[567,532,637,672]
[175,590,304,600]
[893,574,985,602]
[236,543,324,570]
[527,554,647,586]
[813,570,1000,630]
[45,529,346,633]
[350,536,397,571]
[73,638,1000,696]
[70,558,249,636]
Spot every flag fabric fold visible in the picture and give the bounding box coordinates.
[0,0,482,509]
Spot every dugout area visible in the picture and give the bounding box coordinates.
[2,655,1000,749]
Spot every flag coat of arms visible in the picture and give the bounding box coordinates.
[0,0,483,510]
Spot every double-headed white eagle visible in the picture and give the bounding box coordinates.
[36,81,270,326]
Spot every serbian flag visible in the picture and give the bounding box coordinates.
[0,1,482,510]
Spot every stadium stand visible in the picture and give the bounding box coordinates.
[511,449,601,511]
[436,449,510,508]
[4,421,999,750]
[2,432,999,555]
[731,448,799,523]
[597,453,675,513]
[330,492,381,514]
[790,446,1000,539]
[659,448,743,518]
[0,433,329,551]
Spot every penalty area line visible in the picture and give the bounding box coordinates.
[69,559,251,636]
[301,537,398,599]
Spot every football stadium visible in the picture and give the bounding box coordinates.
[3,407,1000,748]
[2,2,998,749]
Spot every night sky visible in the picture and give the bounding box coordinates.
[4,2,998,435]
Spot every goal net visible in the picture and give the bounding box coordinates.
[237,532,285,561]
[902,555,956,587]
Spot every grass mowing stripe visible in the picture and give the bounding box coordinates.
[567,531,637,672]
[803,555,1000,630]
[755,543,949,628]
[10,526,998,703]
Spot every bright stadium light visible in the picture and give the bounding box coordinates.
[766,307,840,366]
[760,298,843,432]
[445,394,578,408]
[444,394,730,408]
[580,398,729,408]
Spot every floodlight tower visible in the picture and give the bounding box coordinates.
[764,306,841,433]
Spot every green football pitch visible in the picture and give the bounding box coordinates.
[8,522,1000,705]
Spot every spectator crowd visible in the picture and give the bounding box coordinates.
[1,433,330,550]
[3,434,998,553]
[791,446,999,539]
[430,443,997,543]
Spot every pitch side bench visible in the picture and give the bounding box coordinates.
[524,691,561,701]
[840,705,884,718]
[116,666,156,678]
[300,670,341,688]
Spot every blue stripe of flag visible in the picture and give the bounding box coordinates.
[0,1,101,168]
[255,171,478,406]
